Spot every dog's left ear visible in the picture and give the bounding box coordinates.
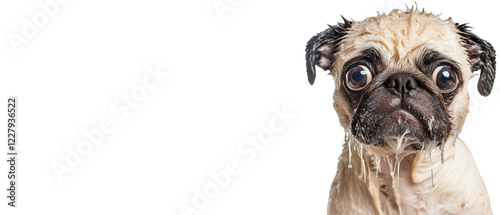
[456,23,496,96]
[305,17,352,85]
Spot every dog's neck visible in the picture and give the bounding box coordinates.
[347,138,452,181]
[333,136,468,214]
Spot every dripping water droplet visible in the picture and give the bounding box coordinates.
[428,149,435,187]
[359,145,366,182]
[440,141,445,164]
[347,133,353,169]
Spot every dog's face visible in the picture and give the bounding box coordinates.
[306,9,496,152]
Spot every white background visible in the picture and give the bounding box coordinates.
[0,0,498,214]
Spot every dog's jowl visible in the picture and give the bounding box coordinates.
[305,8,495,215]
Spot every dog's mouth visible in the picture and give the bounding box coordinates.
[374,108,430,147]
[377,109,425,134]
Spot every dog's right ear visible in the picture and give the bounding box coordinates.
[305,17,352,85]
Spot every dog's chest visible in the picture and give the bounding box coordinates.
[367,151,484,215]
[374,158,438,214]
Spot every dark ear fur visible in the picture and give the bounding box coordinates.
[456,23,496,96]
[305,17,352,85]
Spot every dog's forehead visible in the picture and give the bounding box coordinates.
[335,9,468,70]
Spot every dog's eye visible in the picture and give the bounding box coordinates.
[345,65,372,91]
[432,66,458,93]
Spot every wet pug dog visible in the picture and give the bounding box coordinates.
[305,8,495,215]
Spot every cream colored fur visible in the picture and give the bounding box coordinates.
[327,8,492,215]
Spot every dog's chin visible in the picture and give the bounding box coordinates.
[377,109,429,147]
[352,108,443,152]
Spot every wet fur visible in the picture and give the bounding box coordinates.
[305,8,495,215]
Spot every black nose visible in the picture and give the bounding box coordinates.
[384,73,417,96]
